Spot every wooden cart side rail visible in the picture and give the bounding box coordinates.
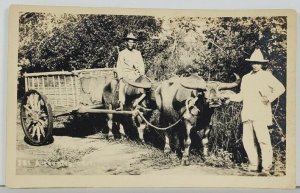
[24,68,117,77]
[74,68,116,73]
[24,74,79,110]
[24,68,117,114]
[24,71,73,77]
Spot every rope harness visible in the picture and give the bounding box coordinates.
[133,96,199,131]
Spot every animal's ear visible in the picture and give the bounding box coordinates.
[175,87,193,103]
[155,85,162,110]
[191,90,198,97]
[139,88,145,94]
[104,78,118,93]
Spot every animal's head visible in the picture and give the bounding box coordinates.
[180,73,240,108]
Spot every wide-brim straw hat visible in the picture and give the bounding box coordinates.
[127,75,152,89]
[124,32,138,41]
[245,48,269,63]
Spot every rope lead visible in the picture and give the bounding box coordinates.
[137,110,186,131]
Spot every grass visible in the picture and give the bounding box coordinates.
[209,102,286,173]
[44,146,98,169]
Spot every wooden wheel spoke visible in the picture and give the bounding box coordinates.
[22,116,34,122]
[23,105,34,115]
[27,94,34,110]
[38,119,46,126]
[37,100,41,112]
[38,120,46,135]
[39,99,45,106]
[31,124,37,137]
[33,94,40,112]
[39,124,46,137]
[43,119,48,126]
[28,94,39,111]
[40,113,48,117]
[36,123,41,142]
[27,122,34,133]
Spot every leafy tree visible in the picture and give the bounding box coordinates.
[19,13,165,73]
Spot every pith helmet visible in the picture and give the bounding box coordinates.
[245,49,269,63]
[124,32,138,41]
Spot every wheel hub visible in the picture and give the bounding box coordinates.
[31,112,40,122]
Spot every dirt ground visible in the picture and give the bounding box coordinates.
[16,120,271,176]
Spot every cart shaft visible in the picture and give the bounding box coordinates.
[76,108,133,115]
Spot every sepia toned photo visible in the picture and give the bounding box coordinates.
[6,5,296,188]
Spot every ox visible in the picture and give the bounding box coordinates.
[102,75,156,141]
[155,73,240,165]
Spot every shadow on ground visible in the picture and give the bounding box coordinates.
[52,114,108,138]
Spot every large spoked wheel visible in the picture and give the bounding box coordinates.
[20,90,53,146]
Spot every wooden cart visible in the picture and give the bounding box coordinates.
[20,68,133,146]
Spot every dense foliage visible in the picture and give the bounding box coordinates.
[19,13,287,85]
[18,13,287,169]
[19,13,165,72]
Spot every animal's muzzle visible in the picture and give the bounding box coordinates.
[208,98,222,108]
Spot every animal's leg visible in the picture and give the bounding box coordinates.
[164,133,171,154]
[119,123,125,138]
[116,80,125,111]
[112,121,121,139]
[202,126,211,156]
[106,104,113,139]
[137,123,146,143]
[135,115,147,143]
[181,122,192,166]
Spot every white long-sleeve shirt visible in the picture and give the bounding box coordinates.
[230,69,285,125]
[116,48,145,81]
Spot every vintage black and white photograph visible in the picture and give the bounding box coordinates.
[7,6,296,188]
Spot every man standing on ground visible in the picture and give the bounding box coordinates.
[226,48,285,175]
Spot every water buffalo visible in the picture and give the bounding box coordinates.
[102,75,156,141]
[155,73,240,165]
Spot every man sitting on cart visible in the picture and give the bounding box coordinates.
[116,32,147,110]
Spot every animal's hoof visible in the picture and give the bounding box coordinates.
[135,139,144,145]
[104,133,114,141]
[102,134,109,140]
[98,133,108,139]
[164,147,171,154]
[203,147,208,157]
[115,104,123,111]
[113,134,122,140]
[181,157,190,166]
[169,153,177,160]
[201,155,207,162]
